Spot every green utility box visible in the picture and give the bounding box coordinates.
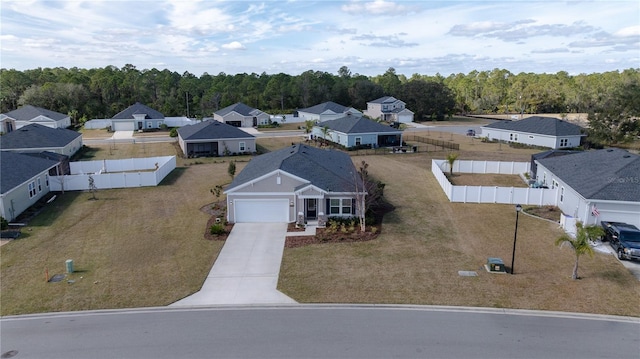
[486,257,506,273]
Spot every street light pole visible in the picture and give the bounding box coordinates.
[511,204,522,275]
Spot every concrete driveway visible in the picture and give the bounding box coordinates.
[171,223,296,306]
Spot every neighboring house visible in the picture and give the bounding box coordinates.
[111,102,165,131]
[311,114,403,148]
[0,123,83,157]
[535,148,640,228]
[0,151,59,222]
[225,144,365,223]
[480,116,585,149]
[296,101,362,123]
[177,120,256,157]
[0,105,71,130]
[213,102,270,128]
[363,96,414,123]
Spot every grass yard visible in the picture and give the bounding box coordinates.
[278,153,640,317]
[0,160,249,316]
[446,173,529,187]
[2,137,639,317]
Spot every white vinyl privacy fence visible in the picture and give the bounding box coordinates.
[50,156,176,191]
[432,159,557,206]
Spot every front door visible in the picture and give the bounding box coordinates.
[305,199,317,220]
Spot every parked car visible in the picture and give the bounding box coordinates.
[601,221,640,261]
[466,129,476,136]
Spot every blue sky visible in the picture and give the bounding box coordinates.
[1,0,639,77]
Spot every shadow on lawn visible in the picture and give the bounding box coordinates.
[158,167,187,186]
[14,192,82,227]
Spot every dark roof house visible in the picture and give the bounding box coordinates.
[177,120,256,157]
[225,144,364,223]
[313,115,403,148]
[536,148,640,202]
[1,105,70,130]
[481,116,585,149]
[112,102,165,119]
[0,123,83,156]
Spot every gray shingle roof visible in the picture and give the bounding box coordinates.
[537,148,640,202]
[3,105,68,122]
[317,115,403,134]
[368,96,396,104]
[112,102,164,119]
[0,123,81,150]
[215,102,262,117]
[483,116,585,136]
[298,101,351,115]
[177,120,255,140]
[1,151,59,194]
[227,144,358,193]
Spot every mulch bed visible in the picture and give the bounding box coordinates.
[201,201,234,241]
[285,227,380,248]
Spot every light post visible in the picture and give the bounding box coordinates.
[511,204,522,275]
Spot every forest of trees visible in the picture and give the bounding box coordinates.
[1,65,638,144]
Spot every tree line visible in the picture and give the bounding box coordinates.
[1,65,638,143]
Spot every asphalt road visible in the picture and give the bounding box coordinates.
[1,306,638,359]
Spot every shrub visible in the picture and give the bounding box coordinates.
[210,224,226,235]
[0,216,8,230]
[159,123,168,130]
[169,128,178,137]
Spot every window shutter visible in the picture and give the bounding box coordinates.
[352,198,356,215]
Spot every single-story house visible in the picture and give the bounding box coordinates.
[363,96,414,123]
[225,144,365,223]
[213,102,270,128]
[530,150,583,183]
[177,120,256,157]
[296,101,363,123]
[481,116,585,149]
[0,123,83,157]
[111,102,166,131]
[311,114,403,148]
[1,151,60,222]
[0,105,71,131]
[535,148,640,228]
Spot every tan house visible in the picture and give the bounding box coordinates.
[363,96,414,123]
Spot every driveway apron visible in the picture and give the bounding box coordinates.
[171,223,296,306]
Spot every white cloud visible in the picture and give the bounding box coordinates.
[341,0,418,16]
[222,41,246,50]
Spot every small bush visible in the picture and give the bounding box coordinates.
[210,224,226,235]
[169,128,178,137]
[159,123,168,130]
[0,216,8,230]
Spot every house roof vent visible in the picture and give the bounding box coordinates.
[623,155,631,158]
[606,149,614,152]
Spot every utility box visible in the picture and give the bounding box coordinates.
[65,259,74,273]
[486,257,506,273]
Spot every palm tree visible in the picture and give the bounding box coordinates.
[320,126,331,144]
[555,222,604,279]
[446,152,459,176]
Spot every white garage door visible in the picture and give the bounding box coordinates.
[234,199,289,223]
[113,121,135,131]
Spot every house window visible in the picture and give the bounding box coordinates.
[543,172,547,184]
[529,135,534,139]
[329,198,353,215]
[355,137,362,146]
[560,138,568,147]
[147,121,153,128]
[28,181,36,198]
[560,187,565,203]
[509,133,518,141]
[239,142,246,152]
[45,174,49,187]
[37,177,42,192]
[551,179,558,189]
